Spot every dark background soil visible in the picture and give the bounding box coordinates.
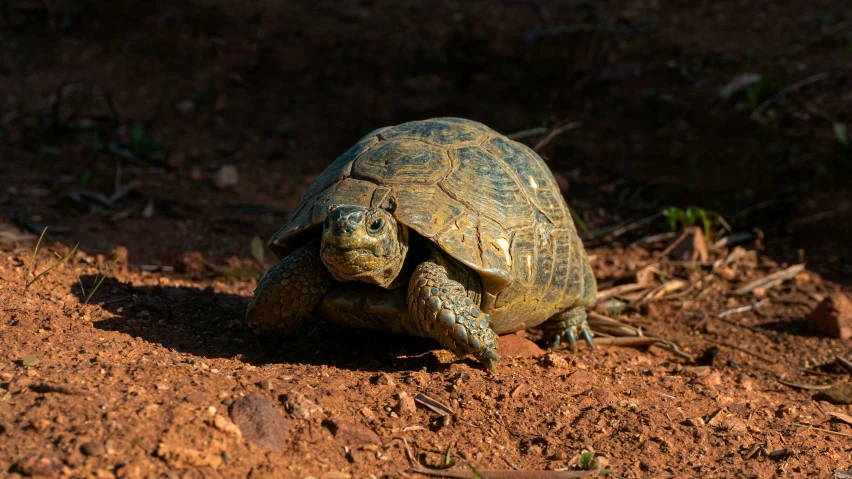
[1,0,851,478]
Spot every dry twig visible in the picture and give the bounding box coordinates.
[792,423,852,438]
[532,121,581,152]
[751,71,834,117]
[733,264,805,295]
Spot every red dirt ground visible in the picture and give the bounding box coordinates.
[1,1,851,478]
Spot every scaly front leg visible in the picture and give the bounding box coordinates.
[246,240,334,336]
[407,257,501,372]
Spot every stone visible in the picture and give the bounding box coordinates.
[685,416,705,427]
[175,99,196,115]
[212,414,242,438]
[498,334,545,357]
[589,388,618,407]
[179,251,206,277]
[15,453,63,476]
[372,372,395,386]
[229,393,290,451]
[541,352,569,369]
[323,418,381,446]
[214,165,239,189]
[283,391,323,419]
[806,293,852,339]
[114,462,145,479]
[81,441,106,457]
[394,391,416,417]
[666,226,708,262]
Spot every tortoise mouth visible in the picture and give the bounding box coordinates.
[321,247,382,277]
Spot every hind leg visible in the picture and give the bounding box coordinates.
[542,307,596,353]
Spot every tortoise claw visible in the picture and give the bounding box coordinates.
[481,357,498,374]
[580,325,596,351]
[565,328,578,353]
[548,333,561,351]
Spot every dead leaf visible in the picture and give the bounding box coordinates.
[826,411,852,426]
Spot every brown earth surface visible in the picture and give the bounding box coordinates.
[2,0,852,478]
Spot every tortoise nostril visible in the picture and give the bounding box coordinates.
[348,212,364,225]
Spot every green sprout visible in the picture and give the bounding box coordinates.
[127,122,162,157]
[579,451,599,470]
[440,442,458,469]
[662,206,714,239]
[834,123,849,148]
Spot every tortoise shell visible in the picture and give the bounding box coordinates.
[269,118,596,333]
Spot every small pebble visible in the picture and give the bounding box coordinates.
[541,352,569,369]
[806,293,852,339]
[214,165,239,189]
[22,355,39,367]
[229,393,290,451]
[81,441,106,457]
[15,453,63,476]
[323,418,381,446]
[394,391,416,417]
[175,99,195,114]
[373,372,395,386]
[284,391,323,419]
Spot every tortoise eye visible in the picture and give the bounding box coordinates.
[369,218,384,233]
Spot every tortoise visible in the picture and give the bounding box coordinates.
[246,117,597,371]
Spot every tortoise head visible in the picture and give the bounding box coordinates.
[320,205,408,288]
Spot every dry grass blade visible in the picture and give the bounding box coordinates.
[733,264,805,294]
[826,411,852,426]
[836,356,852,374]
[776,379,833,390]
[718,305,753,318]
[24,226,47,287]
[85,254,119,305]
[596,283,651,301]
[712,232,755,249]
[26,241,79,291]
[414,394,454,416]
[587,312,642,336]
[593,337,659,347]
[408,467,594,478]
